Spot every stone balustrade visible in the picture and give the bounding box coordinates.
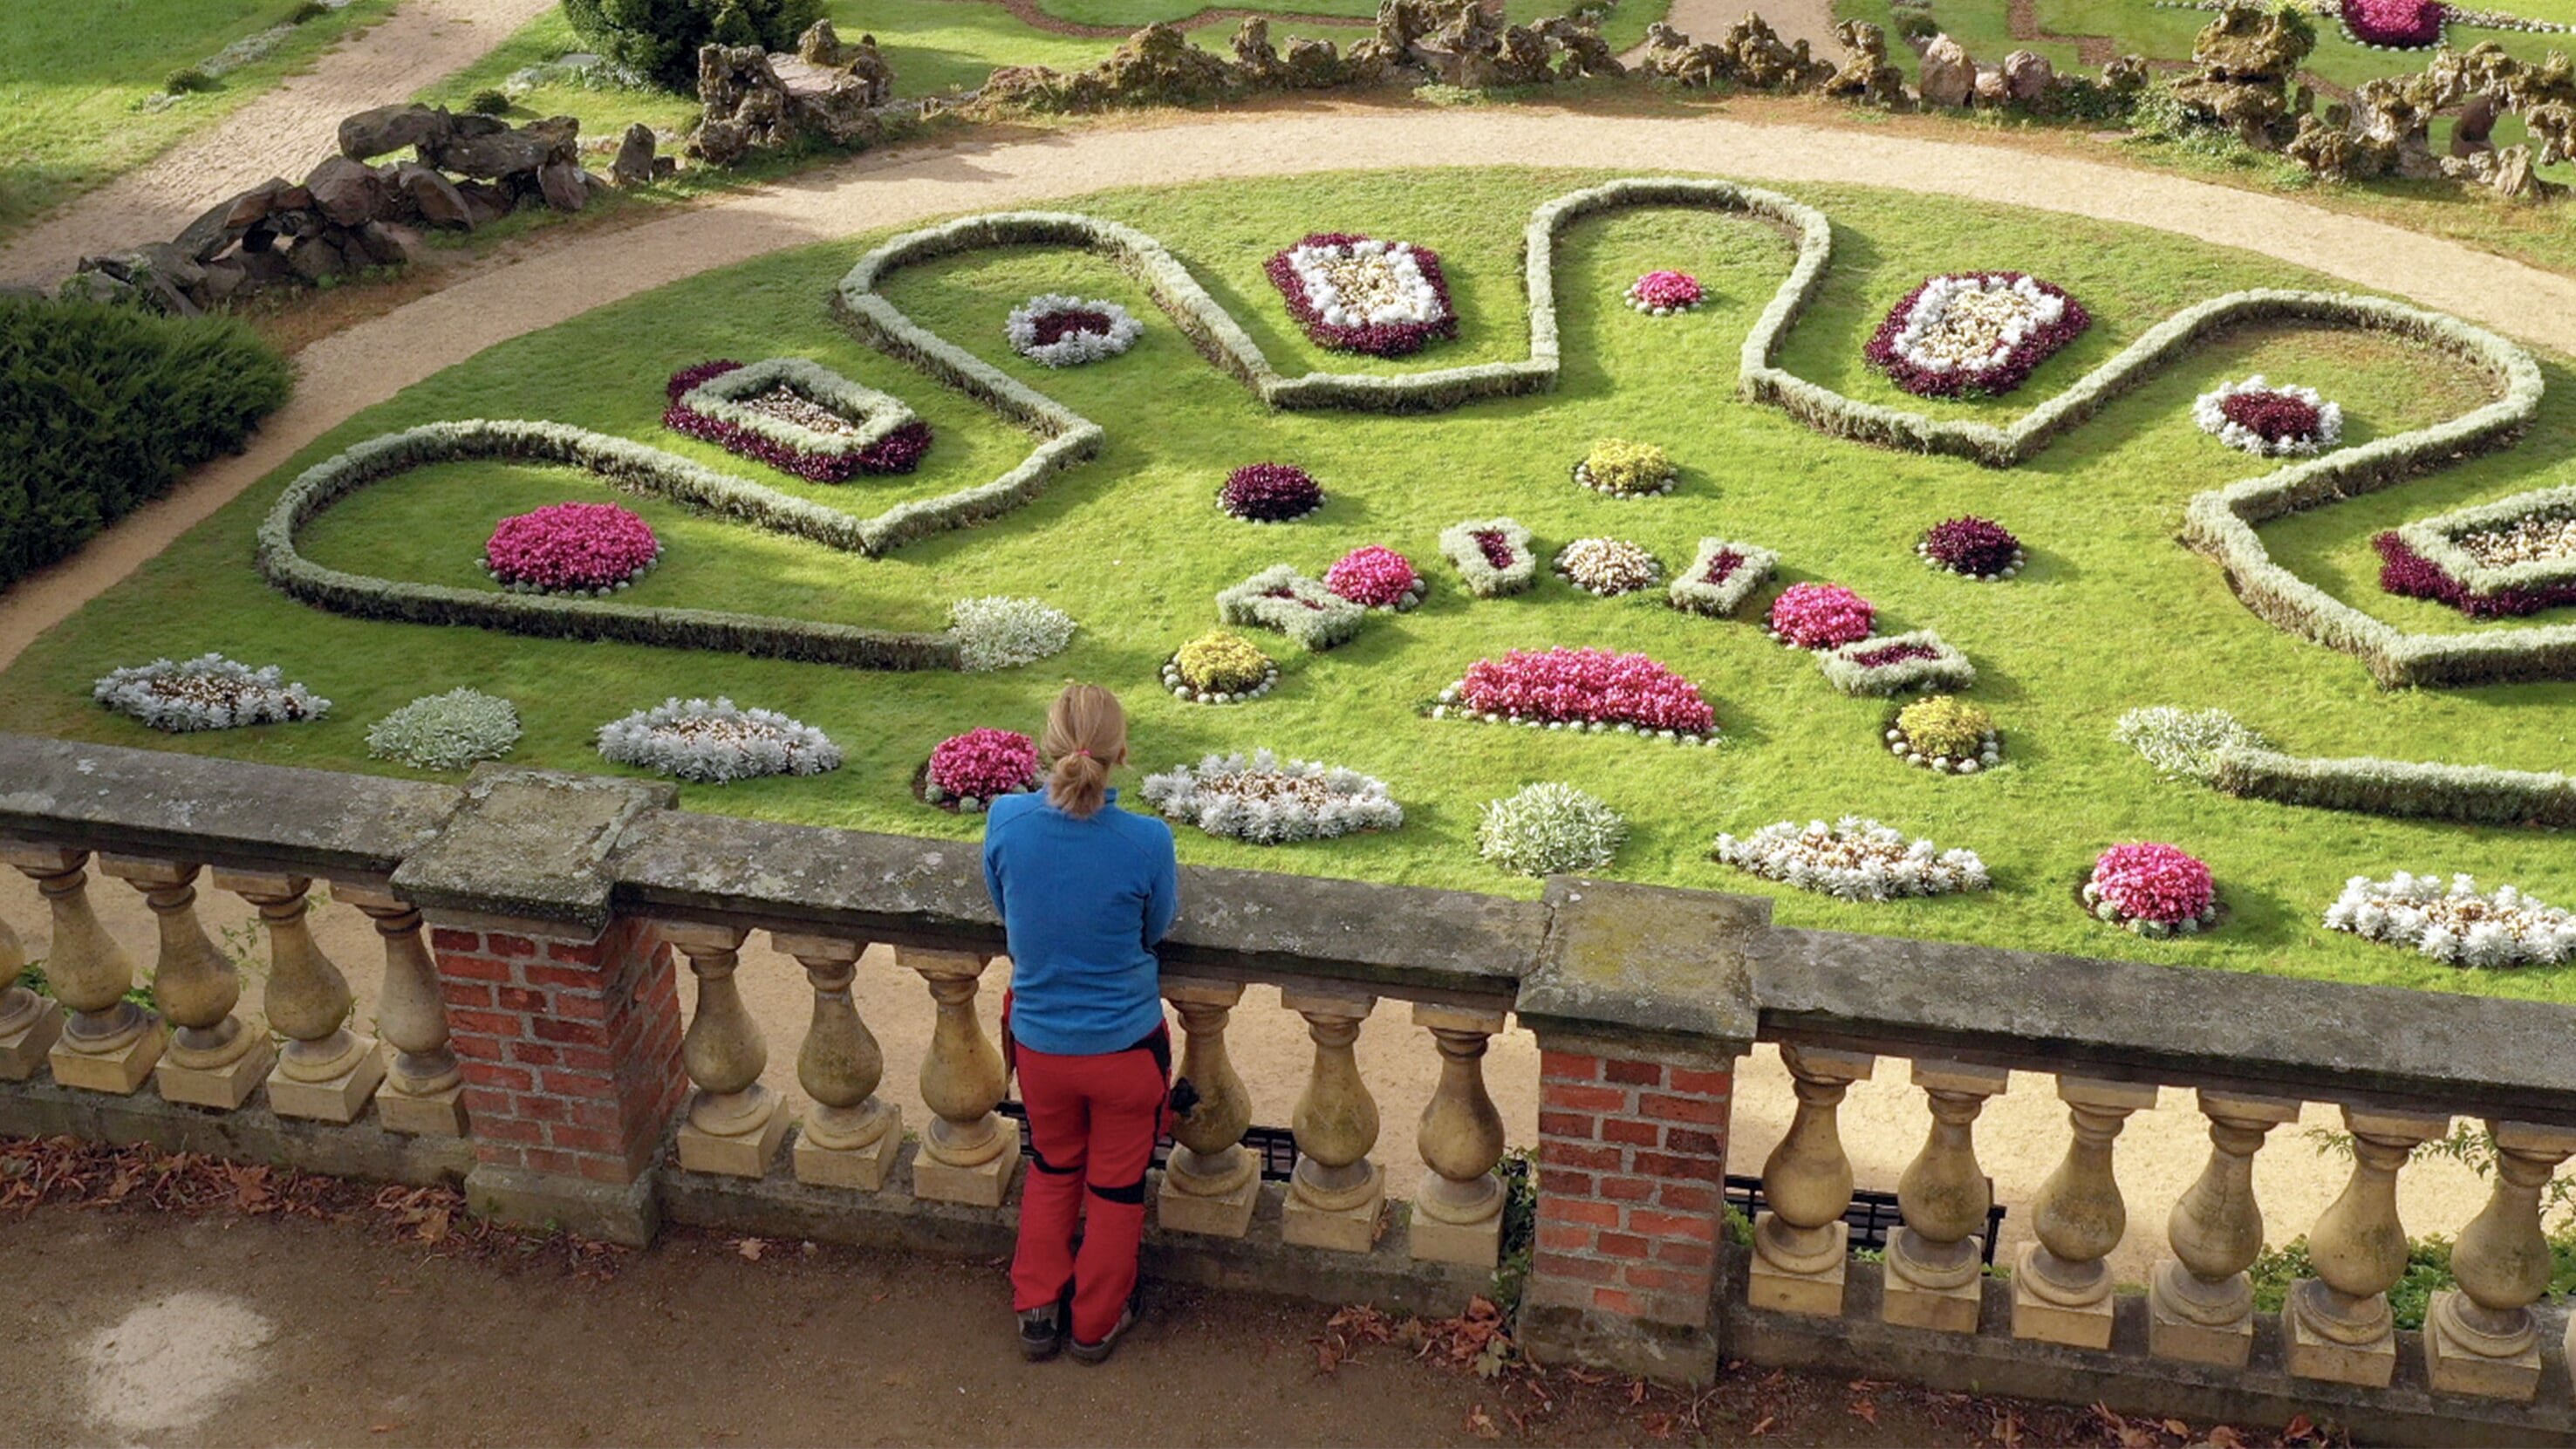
[3,734,2574,1441]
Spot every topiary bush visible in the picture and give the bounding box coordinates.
[562,0,825,90]
[1,297,290,591]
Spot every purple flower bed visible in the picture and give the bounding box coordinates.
[1264,233,1458,358]
[1219,462,1324,522]
[660,361,931,482]
[2374,532,2576,619]
[2218,390,2324,445]
[1919,516,2024,578]
[1851,641,1941,668]
[1865,273,2090,400]
[2343,0,2444,45]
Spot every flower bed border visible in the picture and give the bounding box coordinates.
[2376,483,2576,619]
[1440,518,1539,598]
[1264,234,1458,358]
[1215,564,1370,649]
[1821,630,1974,695]
[1667,538,1780,618]
[1006,294,1145,367]
[1864,272,2090,400]
[664,358,929,483]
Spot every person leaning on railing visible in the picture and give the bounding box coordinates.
[981,683,1179,1364]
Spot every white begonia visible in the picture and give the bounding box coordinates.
[2191,376,2345,456]
[596,697,843,783]
[1888,275,2066,377]
[366,688,521,770]
[2323,872,2575,967]
[1477,783,1628,878]
[1138,750,1403,844]
[1004,294,1145,368]
[2115,707,2272,782]
[1712,817,1991,901]
[92,654,331,733]
[948,596,1077,673]
[1554,537,1662,596]
[1285,239,1448,329]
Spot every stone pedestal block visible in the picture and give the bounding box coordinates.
[155,1037,277,1111]
[266,1038,387,1124]
[2282,1297,2395,1387]
[2423,1290,2542,1400]
[1282,1172,1384,1254]
[2147,1292,2253,1368]
[678,1102,790,1179]
[1746,1218,1847,1316]
[2011,1282,2115,1350]
[376,1081,469,1138]
[0,1000,65,1081]
[1158,1168,1259,1238]
[51,1021,167,1096]
[1882,1254,1984,1335]
[1407,1206,1501,1267]
[912,1132,1020,1208]
[794,1115,903,1192]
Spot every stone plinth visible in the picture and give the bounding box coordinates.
[794,1113,903,1192]
[154,1037,277,1111]
[376,1081,469,1138]
[0,998,65,1081]
[266,1041,389,1124]
[1747,1218,1848,1316]
[911,1131,1020,1208]
[1281,1163,1384,1254]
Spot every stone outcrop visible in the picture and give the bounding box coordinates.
[2286,40,2573,200]
[2168,2,2315,148]
[1636,14,1832,92]
[1917,34,1975,106]
[690,33,899,168]
[1822,21,1904,106]
[2001,49,2053,103]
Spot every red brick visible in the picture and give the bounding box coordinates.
[546,939,607,965]
[532,1016,607,1045]
[578,1155,638,1183]
[1600,1118,1658,1147]
[555,1044,613,1072]
[1536,1224,1594,1253]
[430,928,482,952]
[1534,1252,1616,1284]
[546,1124,618,1153]
[519,1148,577,1177]
[461,1063,534,1093]
[439,982,494,1009]
[508,1042,561,1067]
[1540,1168,1595,1199]
[1668,1067,1732,1097]
[1595,1232,1650,1259]
[1546,1198,1620,1228]
[1590,1287,1641,1316]
[496,987,548,1014]
[452,1035,505,1062]
[1631,1152,1725,1183]
[517,1095,570,1124]
[1656,1241,1716,1268]
[1663,1128,1725,1159]
[1627,1208,1717,1243]
[1600,1175,1654,1203]
[1621,1265,1693,1291]
[1639,1092,1726,1124]
[568,1098,624,1131]
[445,1008,523,1039]
[1538,1111,1595,1140]
[1602,1058,1665,1086]
[461,1086,516,1118]
[1656,1184,1718,1213]
[438,954,511,982]
[526,965,602,990]
[1543,1142,1624,1172]
[551,994,608,1023]
[477,1117,544,1145]
[1539,1051,1601,1083]
[1543,1083,1629,1113]
[487,934,537,958]
[542,1069,613,1097]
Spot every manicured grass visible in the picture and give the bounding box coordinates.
[0,0,395,238]
[9,167,2573,1001]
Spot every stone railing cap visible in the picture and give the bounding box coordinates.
[1516,878,1763,1060]
[390,766,676,933]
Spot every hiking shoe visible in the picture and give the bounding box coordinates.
[1017,1302,1064,1363]
[1068,1292,1140,1366]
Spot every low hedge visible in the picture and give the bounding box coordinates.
[2210,745,2576,829]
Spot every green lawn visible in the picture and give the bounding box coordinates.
[9,167,2573,1001]
[0,0,396,239]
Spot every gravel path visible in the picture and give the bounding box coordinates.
[1650,0,1841,55]
[0,0,555,287]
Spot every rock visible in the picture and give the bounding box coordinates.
[1718,13,1832,92]
[354,221,427,268]
[455,179,513,226]
[303,154,385,227]
[610,123,657,187]
[798,17,858,65]
[1231,17,1287,85]
[1640,22,1732,86]
[691,117,753,167]
[536,160,591,212]
[2001,48,2053,102]
[1972,65,2007,103]
[1094,23,1236,103]
[173,181,284,263]
[1823,19,1903,103]
[2169,2,2314,147]
[1919,33,1975,106]
[652,154,678,178]
[693,40,891,161]
[2452,90,2500,154]
[285,234,346,283]
[841,33,896,107]
[2101,53,2150,93]
[79,243,207,312]
[421,116,574,181]
[338,103,455,161]
[1538,17,1625,79]
[391,161,475,229]
[1281,37,1347,87]
[58,271,132,306]
[198,258,247,301]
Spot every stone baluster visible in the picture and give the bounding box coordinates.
[217,872,386,1122]
[1882,1059,2009,1333]
[1748,1044,1876,1316]
[895,946,1019,1206]
[2283,1104,2449,1386]
[99,857,270,1111]
[2425,1121,2576,1399]
[5,846,161,1093]
[2011,1075,2158,1349]
[1410,1002,1510,1267]
[774,933,902,1191]
[1158,977,1259,1237]
[1282,986,1383,1253]
[0,874,67,1081]
[2149,1090,2301,1367]
[664,923,785,1178]
[338,885,465,1137]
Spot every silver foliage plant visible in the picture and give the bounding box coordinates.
[1713,817,1991,901]
[1215,564,1368,650]
[2323,872,2576,968]
[2115,706,2273,781]
[366,688,522,770]
[595,697,843,783]
[1138,750,1402,844]
[92,654,330,733]
[1477,783,1628,878]
[948,596,1076,672]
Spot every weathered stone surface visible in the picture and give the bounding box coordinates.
[1919,34,1975,106]
[1281,36,1347,87]
[423,121,565,180]
[1230,17,1286,84]
[2101,53,2150,93]
[1823,20,1903,104]
[536,160,591,212]
[2001,48,2053,102]
[609,123,657,188]
[2169,1,2313,147]
[1537,16,1624,79]
[303,154,383,227]
[353,220,426,268]
[388,766,671,933]
[284,233,346,282]
[338,103,454,161]
[390,161,475,229]
[1516,878,1761,1061]
[1972,65,2008,104]
[690,40,892,164]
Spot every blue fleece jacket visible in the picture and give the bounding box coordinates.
[982,787,1178,1056]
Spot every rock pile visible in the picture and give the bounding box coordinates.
[2168,1,2316,147]
[2291,41,2576,198]
[688,20,901,167]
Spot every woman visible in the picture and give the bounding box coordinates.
[982,683,1178,1365]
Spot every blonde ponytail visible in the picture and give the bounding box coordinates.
[1042,684,1127,817]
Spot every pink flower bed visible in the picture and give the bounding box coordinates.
[1456,646,1716,735]
[660,361,931,482]
[482,502,660,592]
[2343,0,2443,45]
[1627,270,1704,311]
[1325,545,1420,608]
[2088,843,2216,926]
[1768,583,1876,649]
[926,728,1042,803]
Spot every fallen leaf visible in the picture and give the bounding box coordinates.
[1466,1404,1500,1440]
[1749,1415,1775,1438]
[735,1237,766,1261]
[2282,1415,2316,1444]
[1849,1399,1880,1427]
[1628,1378,1649,1406]
[2206,1427,2246,1449]
[368,1425,395,1435]
[2164,1422,2192,1439]
[415,1206,449,1245]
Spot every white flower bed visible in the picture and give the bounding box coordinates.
[2191,376,2345,456]
[366,688,520,770]
[1281,238,1448,331]
[1478,783,1627,877]
[596,697,843,783]
[1667,539,1779,618]
[1005,294,1145,367]
[1713,817,1992,900]
[1139,751,1402,844]
[948,596,1076,672]
[93,654,331,733]
[1884,274,2068,378]
[1554,537,1661,597]
[2323,872,2576,968]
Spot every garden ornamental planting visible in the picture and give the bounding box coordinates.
[1432,646,1717,740]
[1141,751,1402,844]
[1768,582,1876,649]
[1867,273,2087,399]
[1266,233,1456,357]
[663,359,931,482]
[1006,294,1144,367]
[482,502,661,594]
[2194,377,2344,456]
[2085,843,2220,936]
[1917,516,2024,579]
[1624,270,1704,315]
[94,654,329,734]
[1219,462,1324,523]
[922,727,1042,810]
[1323,545,1425,610]
[1555,537,1662,596]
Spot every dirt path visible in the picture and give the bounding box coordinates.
[0,0,556,287]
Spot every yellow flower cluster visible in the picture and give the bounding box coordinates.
[1896,694,1992,758]
[1174,629,1274,693]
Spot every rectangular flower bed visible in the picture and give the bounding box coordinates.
[1667,538,1780,617]
[1215,564,1368,650]
[1818,629,1975,695]
[664,358,930,482]
[2377,484,2576,619]
[1265,234,1457,358]
[1439,518,1537,597]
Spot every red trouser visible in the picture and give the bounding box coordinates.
[1009,1027,1170,1345]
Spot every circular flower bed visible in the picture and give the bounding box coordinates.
[1219,462,1324,523]
[919,727,1042,812]
[1164,629,1278,704]
[1324,544,1425,611]
[2193,376,2344,456]
[2084,842,2219,937]
[1767,582,1876,649]
[2341,0,2444,46]
[1888,694,2001,774]
[1917,516,2024,580]
[1866,272,2088,399]
[366,688,520,770]
[1574,438,1676,497]
[2324,872,2575,967]
[1005,294,1145,367]
[1140,750,1403,844]
[482,502,661,594]
[1479,783,1628,878]
[1431,646,1718,742]
[596,698,842,783]
[1554,537,1662,597]
[1624,270,1705,316]
[93,654,331,734]
[1713,817,1992,900]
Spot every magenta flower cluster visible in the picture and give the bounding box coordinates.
[660,361,931,482]
[1219,462,1324,522]
[1325,545,1418,607]
[1864,273,2089,400]
[2343,0,2444,44]
[926,728,1042,803]
[1458,646,1716,734]
[1920,516,2020,578]
[1768,583,1876,649]
[482,502,659,592]
[2089,843,2216,925]
[2374,533,2576,619]
[1630,270,1703,309]
[1264,234,1458,358]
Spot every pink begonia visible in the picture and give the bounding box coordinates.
[1325,544,1418,607]
[1458,646,1716,734]
[1768,583,1876,649]
[927,728,1041,802]
[1629,271,1703,309]
[483,502,659,591]
[2090,843,2216,925]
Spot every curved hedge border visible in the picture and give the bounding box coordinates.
[256,420,960,669]
[2209,745,2576,830]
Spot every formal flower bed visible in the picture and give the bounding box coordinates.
[2341,0,2444,45]
[596,697,842,783]
[1430,646,1718,742]
[918,727,1042,812]
[482,502,662,595]
[1668,538,1780,618]
[1821,631,1975,696]
[1713,817,1992,900]
[1917,516,2024,580]
[1440,517,1538,598]
[366,687,520,770]
[1164,629,1278,704]
[663,359,931,482]
[1218,564,1370,648]
[948,596,1077,672]
[1479,783,1627,877]
[93,654,330,733]
[1219,462,1325,523]
[2193,377,2344,456]
[1323,544,1425,612]
[2375,487,2576,619]
[2083,842,2220,936]
[1554,537,1662,597]
[1767,582,1876,649]
[2323,872,2575,967]
[1265,234,1456,357]
[1140,750,1403,844]
[1005,294,1144,367]
[1624,270,1705,316]
[1865,273,2088,400]
[1574,438,1676,497]
[1887,694,2001,772]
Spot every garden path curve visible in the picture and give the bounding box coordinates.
[0,0,556,287]
[10,106,2576,673]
